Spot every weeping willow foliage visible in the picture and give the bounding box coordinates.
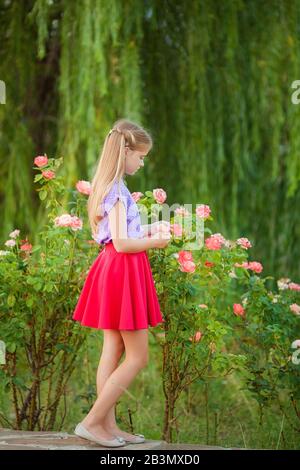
[0,0,299,279]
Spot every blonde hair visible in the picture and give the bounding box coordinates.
[88,118,153,237]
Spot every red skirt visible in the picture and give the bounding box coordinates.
[72,241,165,330]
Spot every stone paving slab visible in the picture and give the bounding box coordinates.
[0,428,242,450]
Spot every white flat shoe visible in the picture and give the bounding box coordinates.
[115,433,145,444]
[74,422,126,447]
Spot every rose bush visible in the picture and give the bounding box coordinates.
[136,190,300,441]
[0,155,98,430]
[0,155,299,443]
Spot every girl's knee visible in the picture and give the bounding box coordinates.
[130,353,149,369]
[120,329,149,367]
[103,330,125,357]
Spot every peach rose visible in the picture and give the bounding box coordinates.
[233,303,245,316]
[247,261,263,273]
[189,331,202,342]
[20,242,32,252]
[34,155,48,167]
[42,170,55,180]
[76,180,91,195]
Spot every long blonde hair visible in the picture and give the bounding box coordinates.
[88,118,153,237]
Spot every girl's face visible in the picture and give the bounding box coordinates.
[124,147,149,176]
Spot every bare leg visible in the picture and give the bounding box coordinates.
[96,330,125,429]
[81,329,148,441]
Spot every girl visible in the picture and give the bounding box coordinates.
[72,118,171,447]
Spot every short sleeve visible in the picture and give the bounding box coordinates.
[102,181,128,216]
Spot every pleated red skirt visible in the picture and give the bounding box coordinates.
[72,241,165,330]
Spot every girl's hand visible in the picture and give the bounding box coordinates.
[150,230,171,249]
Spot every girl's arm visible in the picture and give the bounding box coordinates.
[109,201,170,253]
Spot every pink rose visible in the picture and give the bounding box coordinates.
[205,236,222,250]
[205,233,226,250]
[233,303,245,316]
[69,216,83,231]
[189,331,203,342]
[170,223,183,237]
[131,191,143,202]
[212,233,226,244]
[54,214,82,231]
[236,237,252,249]
[290,303,300,315]
[175,206,190,216]
[34,155,48,167]
[179,260,196,273]
[54,214,73,227]
[153,188,167,204]
[42,170,55,180]
[178,250,193,264]
[247,261,263,273]
[198,304,208,309]
[20,242,32,252]
[196,204,211,219]
[288,283,300,291]
[76,180,91,195]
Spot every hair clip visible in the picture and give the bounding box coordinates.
[108,128,123,137]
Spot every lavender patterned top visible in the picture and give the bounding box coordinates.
[93,178,145,245]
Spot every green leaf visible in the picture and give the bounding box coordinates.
[26,298,34,307]
[6,342,16,353]
[7,294,16,307]
[39,190,47,201]
[34,174,43,183]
